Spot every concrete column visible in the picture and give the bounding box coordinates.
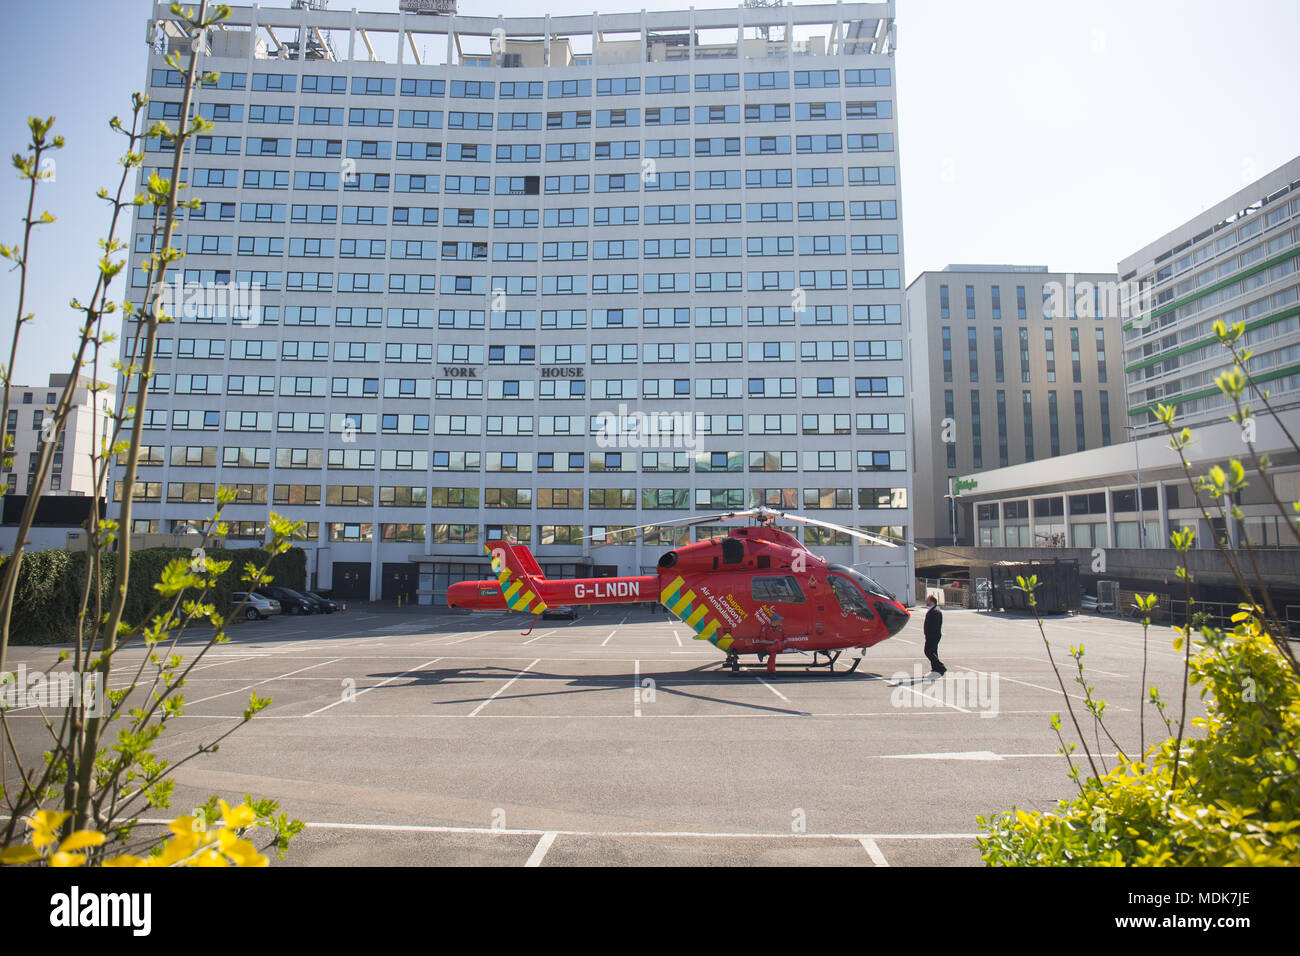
[1156,482,1167,549]
[1105,485,1115,549]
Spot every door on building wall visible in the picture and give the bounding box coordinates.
[382,563,417,603]
[333,562,371,601]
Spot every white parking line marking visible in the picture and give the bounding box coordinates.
[600,630,617,646]
[303,657,444,717]
[124,818,981,842]
[888,682,971,713]
[25,709,1069,721]
[521,629,557,646]
[442,629,503,645]
[525,831,558,867]
[962,667,1095,705]
[186,658,342,706]
[633,659,641,717]
[859,838,889,866]
[755,676,790,702]
[880,751,1003,761]
[191,655,257,672]
[468,658,539,717]
[674,631,683,646]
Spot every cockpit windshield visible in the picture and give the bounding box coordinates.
[829,574,875,621]
[827,564,897,601]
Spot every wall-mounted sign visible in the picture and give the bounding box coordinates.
[541,367,585,378]
[399,0,458,14]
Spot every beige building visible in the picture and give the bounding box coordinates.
[906,266,1126,546]
[2,374,111,497]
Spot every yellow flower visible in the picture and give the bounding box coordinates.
[218,829,268,867]
[0,845,43,865]
[58,830,106,853]
[26,809,72,850]
[219,800,257,830]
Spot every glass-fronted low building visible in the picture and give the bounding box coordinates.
[951,156,1300,591]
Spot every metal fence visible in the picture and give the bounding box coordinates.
[914,578,971,608]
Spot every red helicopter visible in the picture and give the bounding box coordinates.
[447,507,912,674]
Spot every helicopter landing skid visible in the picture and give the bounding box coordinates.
[724,650,862,675]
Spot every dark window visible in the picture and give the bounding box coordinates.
[828,575,875,621]
[751,574,806,603]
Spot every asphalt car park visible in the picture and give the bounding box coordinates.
[3,604,1201,866]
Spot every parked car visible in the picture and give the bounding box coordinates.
[542,606,577,620]
[255,586,316,615]
[303,590,344,613]
[232,591,280,621]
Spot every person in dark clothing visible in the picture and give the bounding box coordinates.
[923,595,947,677]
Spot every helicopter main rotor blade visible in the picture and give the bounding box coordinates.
[582,505,905,550]
[756,509,900,548]
[582,510,762,549]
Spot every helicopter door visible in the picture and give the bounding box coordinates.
[828,574,877,622]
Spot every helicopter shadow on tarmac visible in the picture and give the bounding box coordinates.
[364,662,891,717]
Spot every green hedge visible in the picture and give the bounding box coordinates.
[3,545,307,645]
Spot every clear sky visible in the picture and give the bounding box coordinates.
[1,0,1297,385]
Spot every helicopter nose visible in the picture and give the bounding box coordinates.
[876,600,910,637]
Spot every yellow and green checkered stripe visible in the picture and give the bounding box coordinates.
[486,545,548,615]
[660,575,734,651]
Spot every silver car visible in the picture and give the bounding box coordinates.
[232,591,281,621]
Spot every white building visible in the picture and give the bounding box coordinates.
[116,1,913,603]
[959,156,1300,569]
[1122,155,1300,437]
[3,373,110,498]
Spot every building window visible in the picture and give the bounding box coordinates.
[944,390,956,470]
[1048,391,1060,457]
[1074,390,1086,452]
[996,390,1008,467]
[1023,391,1034,461]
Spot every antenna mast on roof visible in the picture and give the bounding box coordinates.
[743,0,783,41]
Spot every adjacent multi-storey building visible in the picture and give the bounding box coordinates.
[906,265,1125,546]
[116,1,913,603]
[1121,155,1300,437]
[956,157,1300,580]
[2,374,110,498]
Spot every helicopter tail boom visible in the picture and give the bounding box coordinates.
[446,540,659,611]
